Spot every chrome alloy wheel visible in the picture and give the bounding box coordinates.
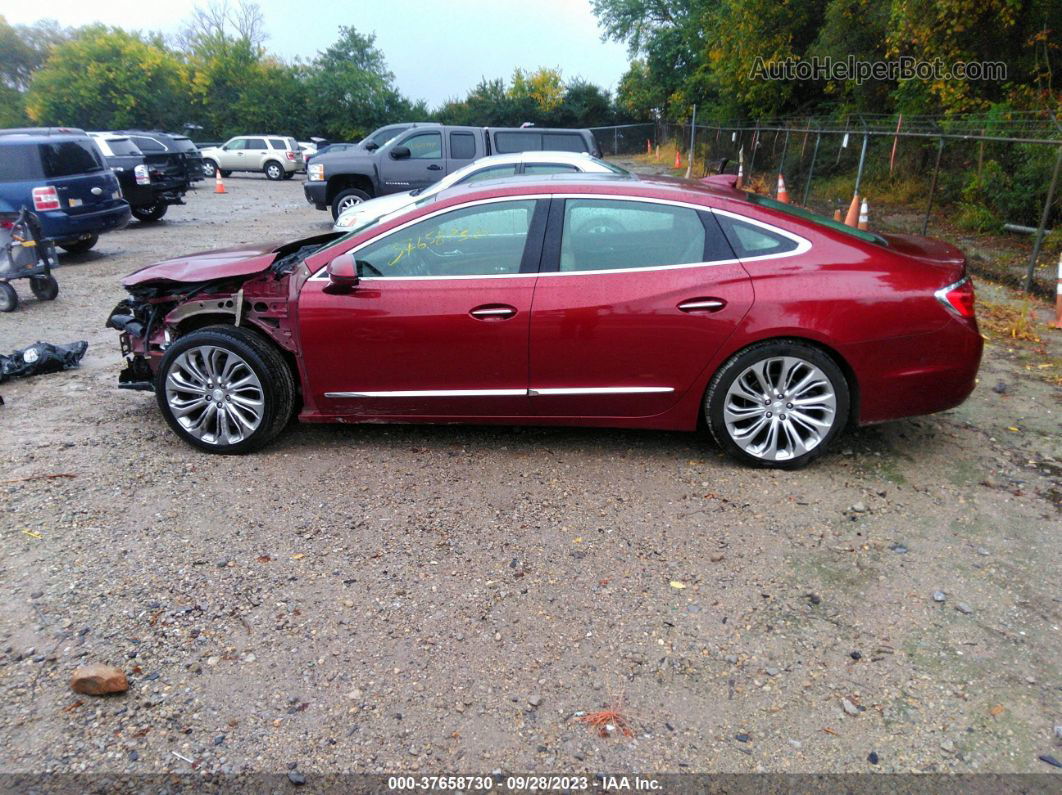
[337,194,363,213]
[164,345,264,446]
[722,356,837,462]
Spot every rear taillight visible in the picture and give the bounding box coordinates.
[32,186,61,211]
[935,277,976,319]
[134,164,151,185]
[286,150,296,161]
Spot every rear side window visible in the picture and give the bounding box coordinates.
[494,131,541,153]
[449,132,476,160]
[523,163,578,175]
[39,141,104,177]
[246,139,268,150]
[559,199,706,272]
[268,138,286,149]
[0,144,43,180]
[542,133,587,152]
[714,214,799,259]
[131,135,165,152]
[458,164,518,184]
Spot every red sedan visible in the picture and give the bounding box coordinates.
[106,174,982,468]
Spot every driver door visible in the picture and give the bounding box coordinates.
[218,138,247,170]
[298,198,548,418]
[382,130,444,193]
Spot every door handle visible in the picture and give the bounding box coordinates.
[677,298,726,313]
[470,304,516,319]
[427,164,442,171]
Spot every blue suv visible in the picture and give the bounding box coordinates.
[0,128,130,253]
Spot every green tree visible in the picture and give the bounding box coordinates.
[25,26,189,129]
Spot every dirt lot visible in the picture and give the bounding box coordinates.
[1,172,1060,781]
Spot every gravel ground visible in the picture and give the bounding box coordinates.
[0,171,1060,780]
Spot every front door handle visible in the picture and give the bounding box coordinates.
[470,304,516,320]
[427,164,442,171]
[678,298,726,313]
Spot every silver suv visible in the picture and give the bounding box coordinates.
[199,136,303,180]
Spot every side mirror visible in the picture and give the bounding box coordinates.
[390,145,411,160]
[325,254,358,292]
[364,141,379,151]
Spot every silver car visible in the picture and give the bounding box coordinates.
[333,151,628,232]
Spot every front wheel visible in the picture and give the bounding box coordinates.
[131,202,168,223]
[59,234,98,254]
[155,326,295,454]
[331,188,371,220]
[705,341,850,469]
[0,282,17,312]
[263,161,284,180]
[29,274,59,301]
[203,159,218,177]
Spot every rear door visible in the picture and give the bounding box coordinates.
[244,138,268,169]
[38,139,122,216]
[528,196,755,418]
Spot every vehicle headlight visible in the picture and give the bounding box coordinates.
[308,163,324,181]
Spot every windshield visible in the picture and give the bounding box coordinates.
[741,194,887,245]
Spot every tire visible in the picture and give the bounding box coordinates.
[705,340,850,469]
[282,170,295,180]
[264,161,284,181]
[203,159,219,177]
[331,188,371,221]
[155,326,295,454]
[29,274,59,301]
[0,282,17,312]
[59,234,98,255]
[131,202,168,223]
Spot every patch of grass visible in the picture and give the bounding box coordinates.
[956,202,1004,234]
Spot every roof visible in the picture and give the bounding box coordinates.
[0,127,88,140]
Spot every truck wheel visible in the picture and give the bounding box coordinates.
[155,326,295,454]
[29,275,59,301]
[264,161,284,181]
[0,282,17,312]
[331,188,371,220]
[59,234,98,255]
[131,202,168,223]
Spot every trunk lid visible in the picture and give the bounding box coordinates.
[879,233,966,282]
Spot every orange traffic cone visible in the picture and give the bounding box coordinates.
[857,199,869,230]
[776,174,790,204]
[1053,254,1062,329]
[655,144,660,161]
[674,149,682,169]
[833,208,843,222]
[844,193,860,227]
[214,168,226,194]
[647,139,652,156]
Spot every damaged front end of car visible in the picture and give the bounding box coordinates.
[105,234,343,391]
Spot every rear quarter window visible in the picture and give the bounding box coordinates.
[39,141,105,177]
[0,143,43,180]
[105,138,141,156]
[131,136,166,153]
[714,213,800,259]
[268,138,286,149]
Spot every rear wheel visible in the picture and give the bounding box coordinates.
[29,274,59,301]
[705,340,849,469]
[0,282,17,312]
[131,202,168,223]
[282,170,295,180]
[264,161,284,180]
[331,188,371,220]
[59,234,98,254]
[155,326,294,454]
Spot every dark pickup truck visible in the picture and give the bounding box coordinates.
[304,124,601,219]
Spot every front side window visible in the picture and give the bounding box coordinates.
[523,163,578,176]
[714,214,799,259]
[224,138,247,151]
[352,200,537,278]
[559,199,706,272]
[403,132,442,159]
[458,164,518,184]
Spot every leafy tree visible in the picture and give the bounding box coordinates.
[25,26,189,130]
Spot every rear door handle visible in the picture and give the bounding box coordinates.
[678,298,726,313]
[427,164,442,171]
[470,304,516,320]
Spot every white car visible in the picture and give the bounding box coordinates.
[333,151,629,232]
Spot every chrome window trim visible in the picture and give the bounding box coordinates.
[323,386,675,399]
[309,193,811,282]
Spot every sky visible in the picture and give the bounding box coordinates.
[0,0,633,108]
